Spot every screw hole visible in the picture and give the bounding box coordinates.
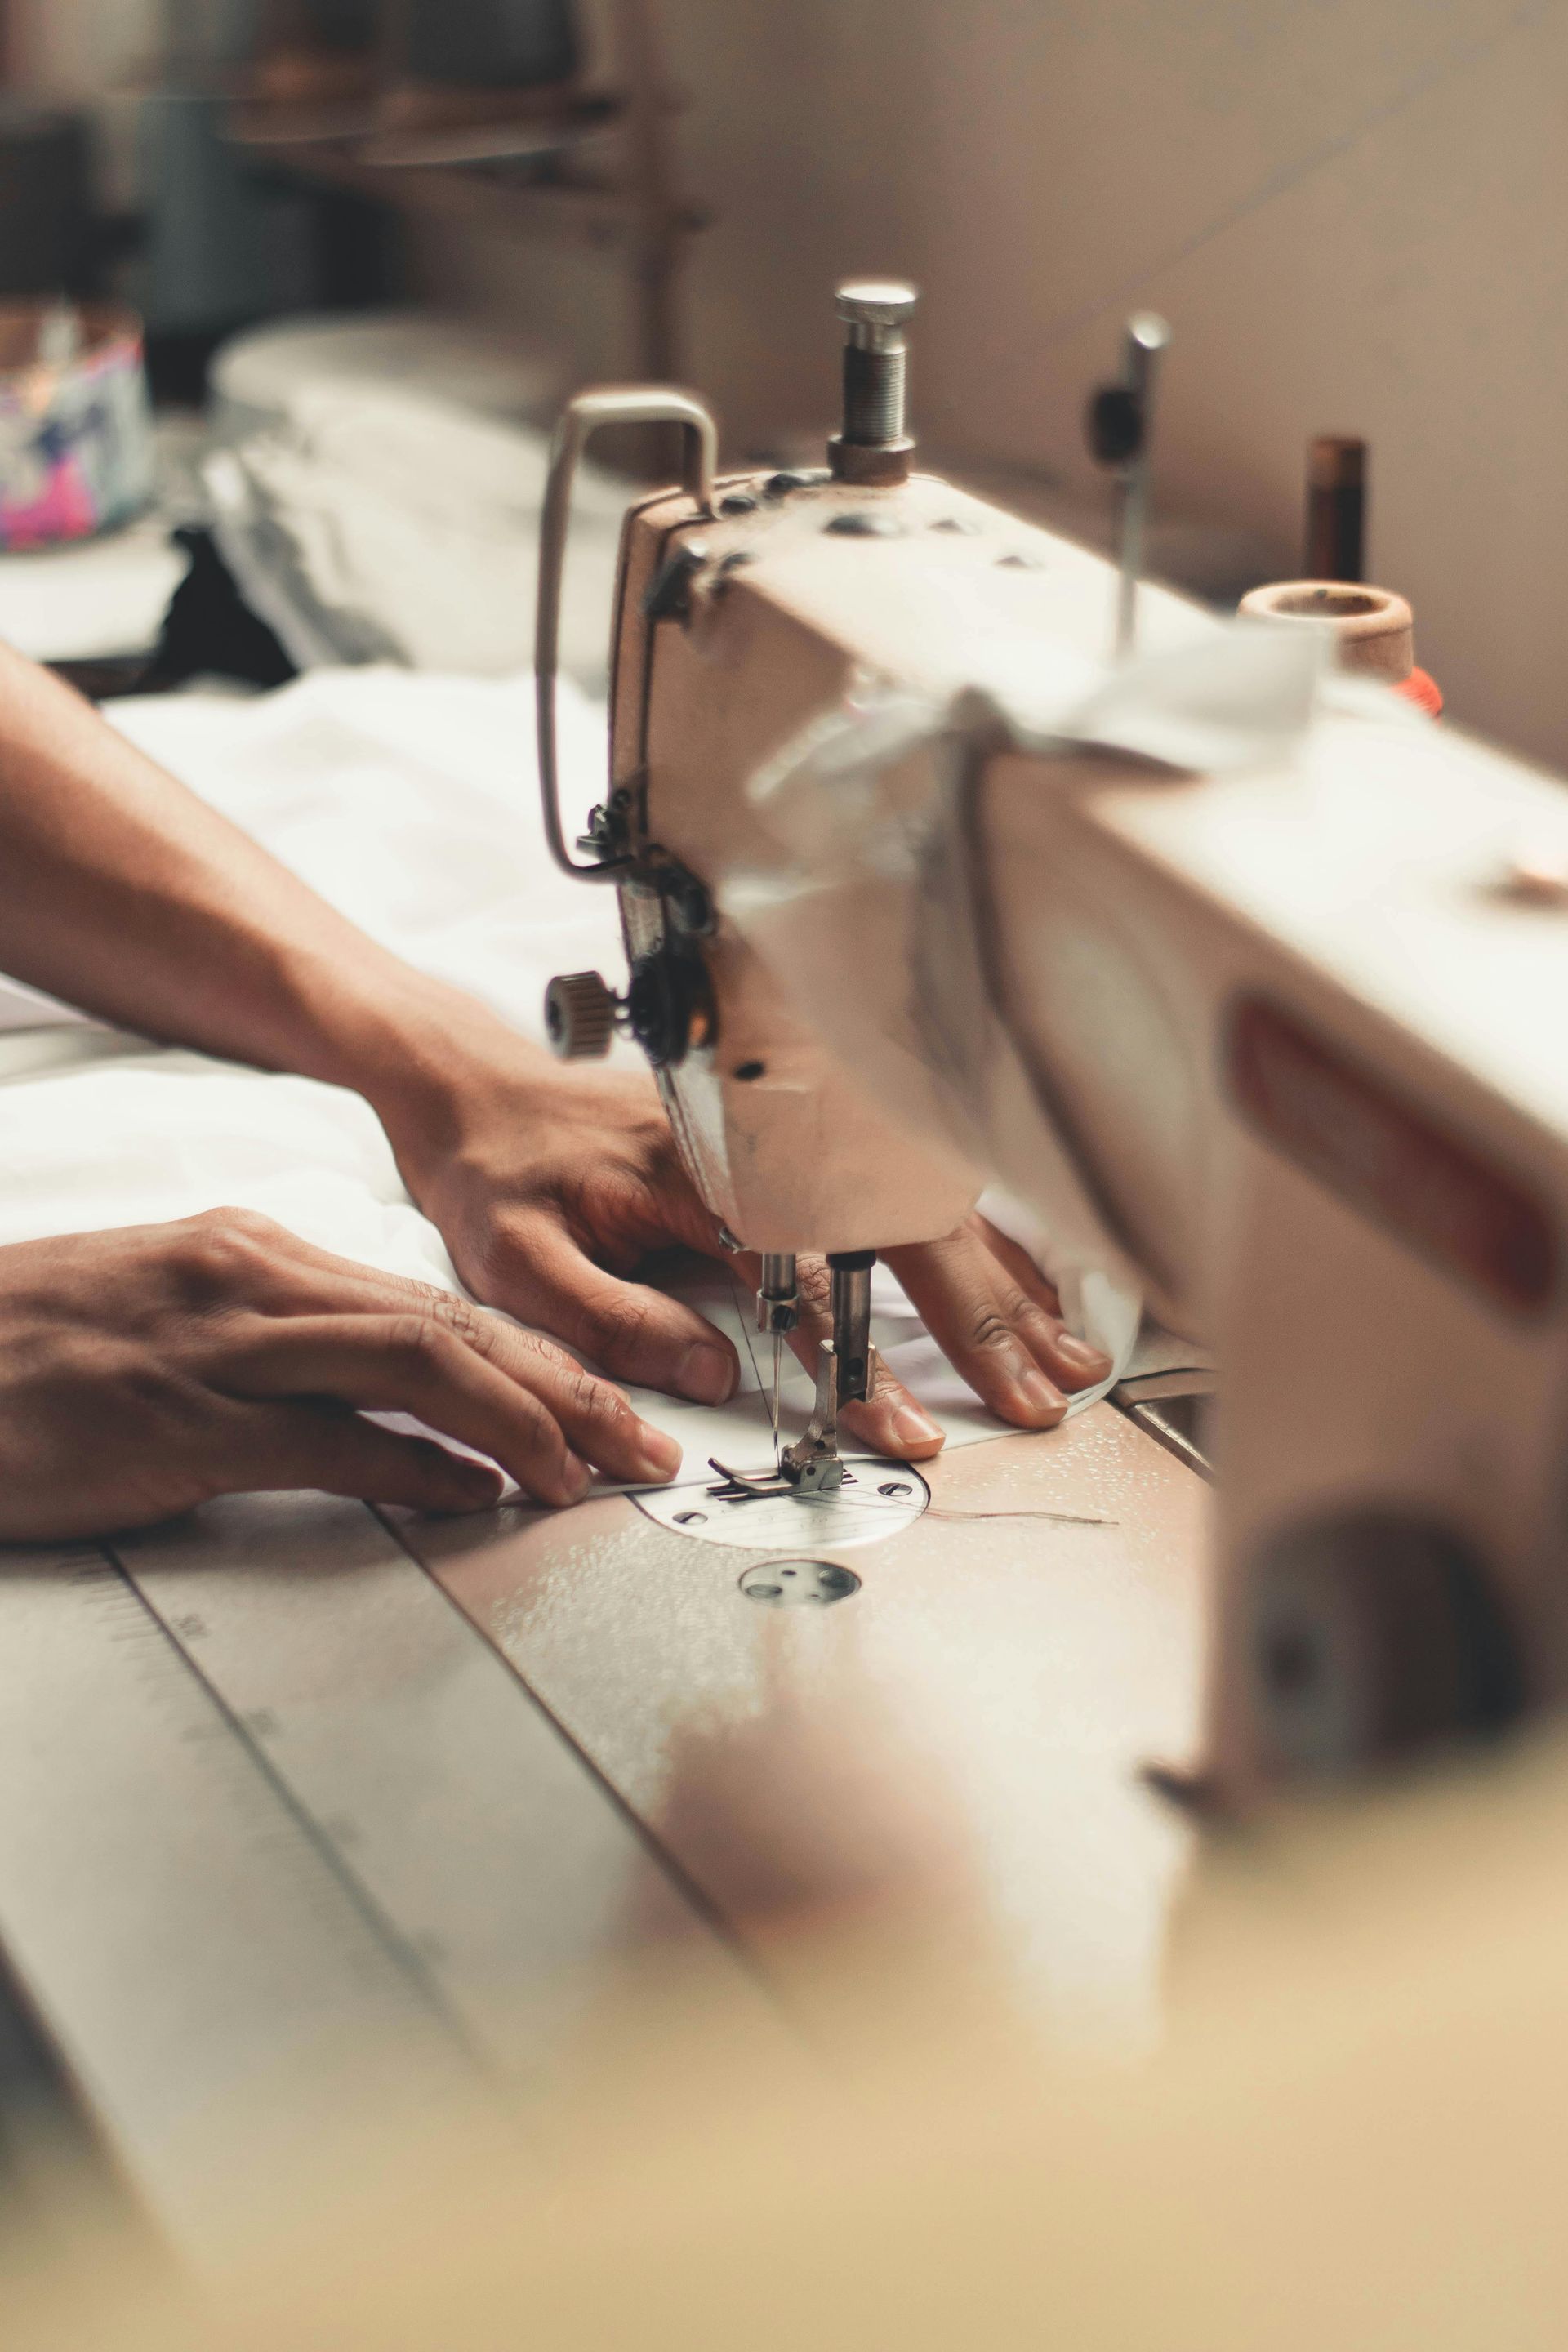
[733,1060,765,1081]
[879,1481,912,1498]
[675,1510,706,1527]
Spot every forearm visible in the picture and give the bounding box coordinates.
[0,644,528,1142]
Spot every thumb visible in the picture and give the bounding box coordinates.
[501,1234,739,1405]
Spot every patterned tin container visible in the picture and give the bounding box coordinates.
[0,303,154,552]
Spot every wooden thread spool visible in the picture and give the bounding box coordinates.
[1238,579,1441,715]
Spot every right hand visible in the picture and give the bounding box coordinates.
[0,1209,683,1544]
[394,1050,1111,1461]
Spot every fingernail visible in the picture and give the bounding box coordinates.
[634,1424,683,1481]
[559,1454,593,1504]
[892,1403,943,1450]
[1055,1333,1113,1374]
[1013,1367,1067,1422]
[675,1342,736,1404]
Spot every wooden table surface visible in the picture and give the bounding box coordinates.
[0,1399,1207,2247]
[406,1401,1209,2047]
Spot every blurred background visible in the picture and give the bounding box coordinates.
[0,0,1562,756]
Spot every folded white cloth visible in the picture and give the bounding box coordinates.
[204,384,626,683]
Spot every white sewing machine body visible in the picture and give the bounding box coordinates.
[595,448,1568,1788]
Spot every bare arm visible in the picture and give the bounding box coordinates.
[0,647,1110,1483]
[0,641,494,1122]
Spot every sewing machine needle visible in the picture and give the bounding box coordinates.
[770,1331,782,1462]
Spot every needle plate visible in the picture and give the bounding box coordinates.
[633,1458,930,1551]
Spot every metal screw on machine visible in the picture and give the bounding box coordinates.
[544,969,619,1059]
[1085,311,1171,659]
[829,279,919,487]
[757,1253,800,1336]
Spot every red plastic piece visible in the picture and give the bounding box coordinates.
[1396,666,1444,718]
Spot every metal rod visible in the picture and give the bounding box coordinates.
[1113,312,1170,660]
[759,1252,798,1310]
[535,385,716,884]
[828,1251,875,1406]
[756,1251,799,1468]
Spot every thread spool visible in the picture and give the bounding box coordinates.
[1237,579,1441,715]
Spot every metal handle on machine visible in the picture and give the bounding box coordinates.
[535,385,719,882]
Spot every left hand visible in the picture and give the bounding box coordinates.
[385,1037,1112,1463]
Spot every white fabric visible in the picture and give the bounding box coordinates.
[0,514,186,666]
[0,668,1133,1485]
[203,386,626,684]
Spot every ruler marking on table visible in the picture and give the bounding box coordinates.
[105,1541,497,2080]
[115,1494,777,2095]
[0,1548,486,2247]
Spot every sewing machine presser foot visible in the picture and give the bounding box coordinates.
[706,1333,880,1505]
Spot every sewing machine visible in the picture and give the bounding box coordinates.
[536,281,1568,1797]
[5,281,1566,2256]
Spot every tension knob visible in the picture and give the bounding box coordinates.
[544,970,619,1060]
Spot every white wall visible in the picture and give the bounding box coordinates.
[421,0,1552,765]
[637,0,1568,767]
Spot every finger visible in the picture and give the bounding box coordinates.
[973,1218,1064,1316]
[167,1213,468,1323]
[881,1228,1073,1428]
[840,1356,947,1461]
[302,1281,684,1485]
[224,1312,677,1503]
[733,1250,947,1463]
[163,1207,375,1316]
[447,1312,684,1486]
[969,1219,1114,1392]
[201,1241,686,1481]
[185,1209,737,1416]
[230,1400,508,1516]
[510,1234,739,1406]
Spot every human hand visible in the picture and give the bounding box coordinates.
[740,1213,1116,1459]
[389,1043,1112,1464]
[0,1210,682,1544]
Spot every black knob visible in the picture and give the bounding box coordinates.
[544,970,618,1060]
